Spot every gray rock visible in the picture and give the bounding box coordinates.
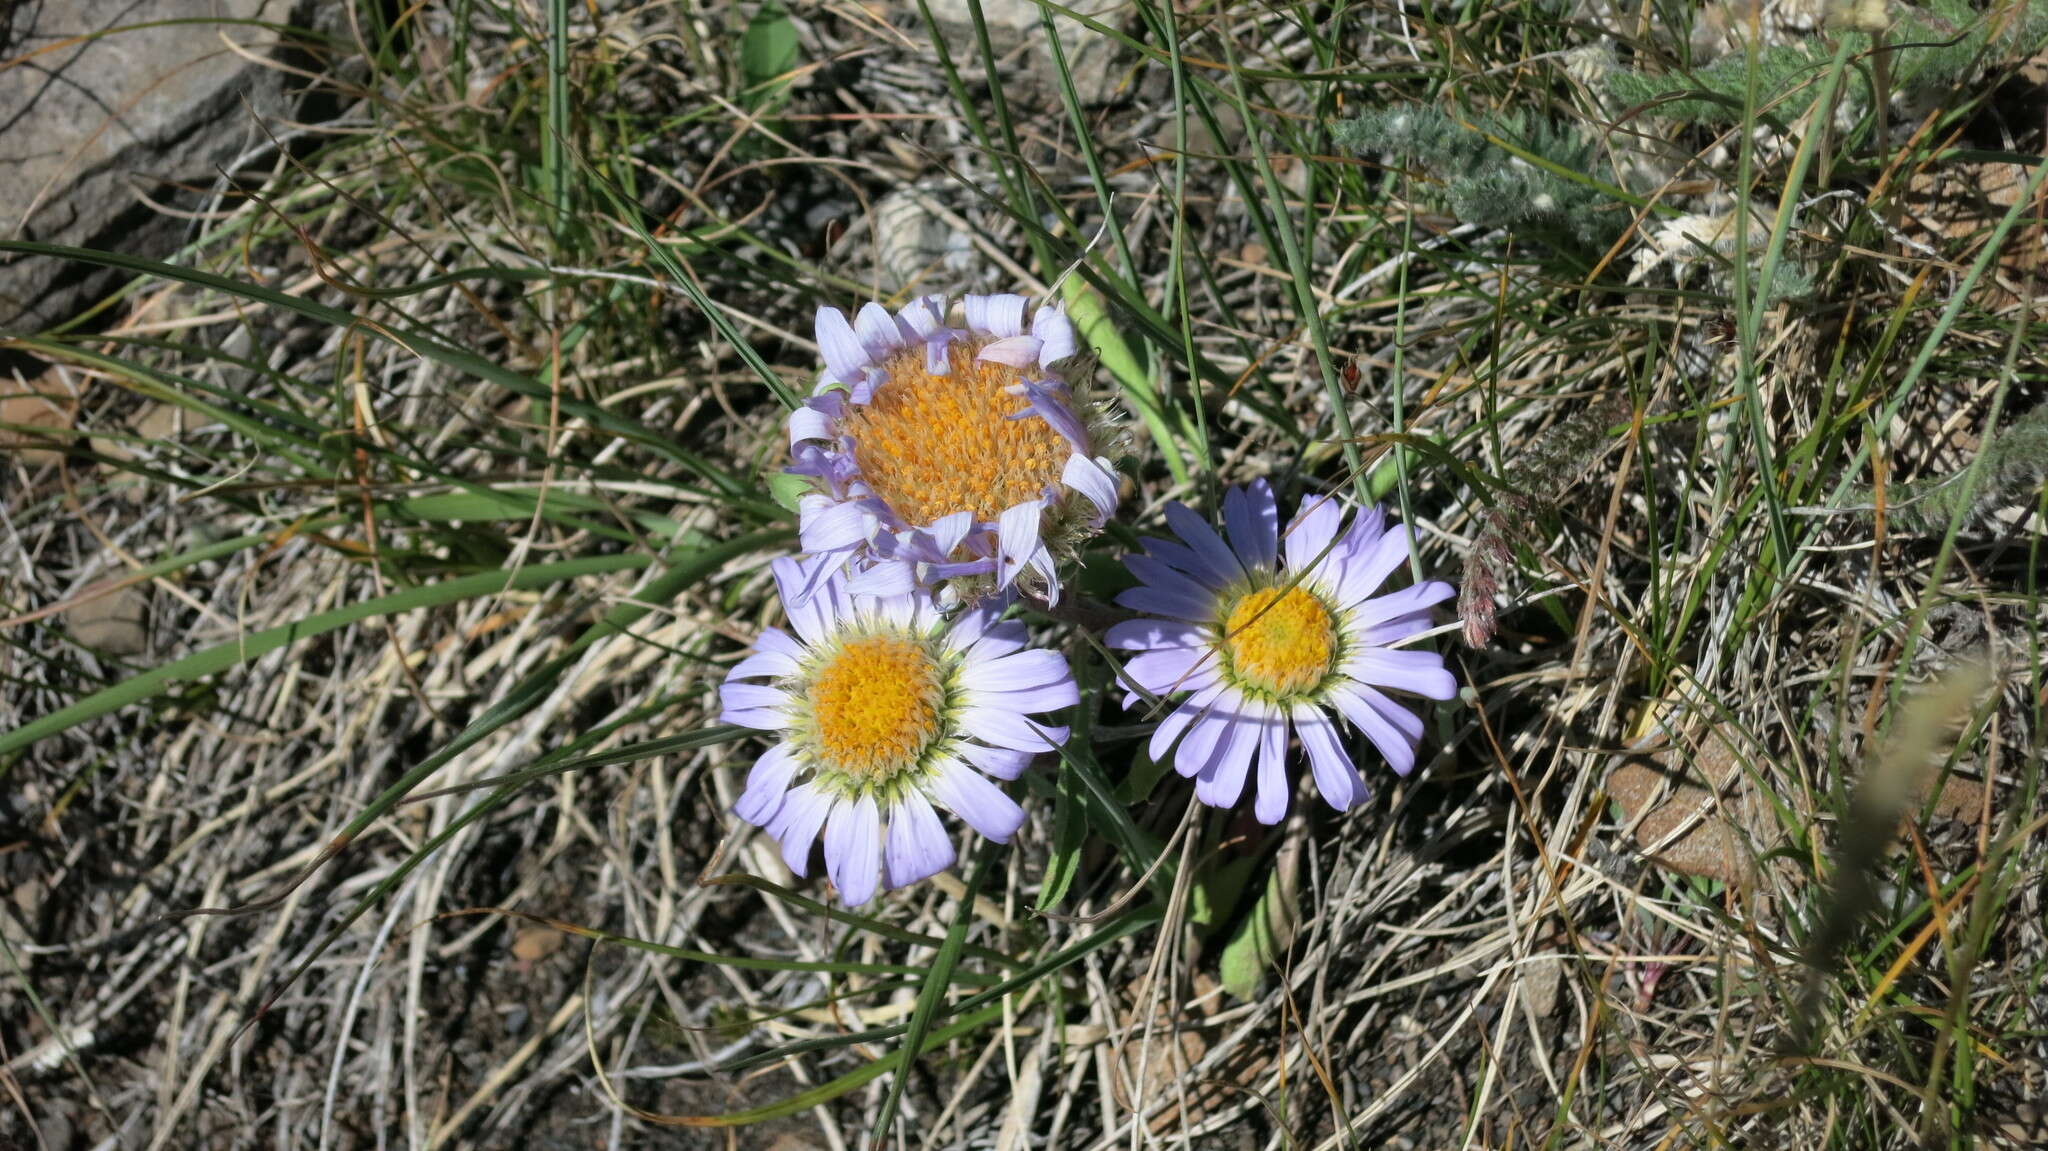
[872,185,981,296]
[0,0,307,332]
[923,0,1132,107]
[65,583,150,654]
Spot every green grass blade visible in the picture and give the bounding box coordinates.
[874,847,995,1138]
[0,241,749,491]
[0,553,647,763]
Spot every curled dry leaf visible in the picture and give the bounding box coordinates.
[0,371,80,466]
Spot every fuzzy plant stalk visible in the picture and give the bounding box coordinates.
[1840,402,2048,533]
[1333,105,1624,252]
[1608,0,2048,138]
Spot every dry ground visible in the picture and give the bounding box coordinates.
[3,0,2047,1148]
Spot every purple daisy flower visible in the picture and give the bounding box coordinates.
[718,554,1077,905]
[1110,480,1457,823]
[787,293,1119,606]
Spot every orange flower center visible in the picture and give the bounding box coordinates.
[807,634,946,778]
[841,341,1071,526]
[1223,586,1337,698]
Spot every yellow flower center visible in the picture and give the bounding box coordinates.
[842,340,1071,526]
[807,634,946,778]
[1222,586,1337,698]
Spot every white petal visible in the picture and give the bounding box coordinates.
[727,648,801,682]
[964,293,1027,337]
[1253,708,1291,824]
[1283,493,1346,576]
[1145,684,1224,761]
[815,307,869,381]
[996,499,1047,591]
[774,553,848,640]
[755,627,808,661]
[1062,454,1119,518]
[788,404,833,445]
[883,790,956,889]
[1342,649,1459,701]
[719,682,792,729]
[1105,617,1209,650]
[735,742,803,825]
[1335,524,1413,607]
[926,759,1027,842]
[854,301,902,359]
[959,705,1067,752]
[798,496,875,554]
[1174,691,1254,781]
[924,510,976,557]
[768,785,834,877]
[961,648,1073,694]
[897,295,946,338]
[1293,704,1367,811]
[957,741,1035,780]
[1192,702,1262,809]
[1330,684,1425,777]
[1163,502,1247,584]
[1224,480,1280,570]
[964,619,1029,663]
[825,795,883,906]
[846,558,917,598]
[976,335,1041,367]
[1032,304,1078,364]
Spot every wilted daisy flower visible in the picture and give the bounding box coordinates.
[1109,480,1456,823]
[718,555,1077,905]
[787,294,1119,605]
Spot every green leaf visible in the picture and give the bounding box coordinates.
[1113,745,1171,806]
[1189,853,1259,932]
[768,470,812,514]
[1036,758,1085,912]
[1037,633,1107,912]
[1060,279,1186,484]
[740,0,799,112]
[1219,851,1300,1001]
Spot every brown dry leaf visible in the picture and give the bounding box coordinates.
[511,927,565,965]
[1110,971,1254,1131]
[94,401,188,464]
[1607,732,1773,886]
[0,371,80,465]
[1901,156,2048,311]
[1922,773,1988,822]
[1610,724,1995,885]
[1893,49,2048,309]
